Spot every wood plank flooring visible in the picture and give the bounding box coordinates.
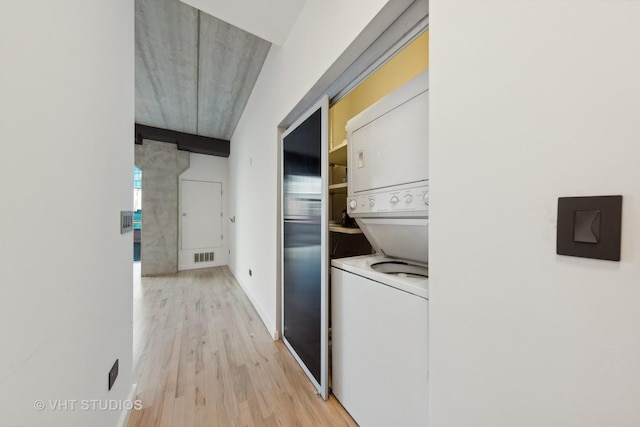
[128,264,356,427]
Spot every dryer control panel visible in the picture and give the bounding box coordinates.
[347,184,428,218]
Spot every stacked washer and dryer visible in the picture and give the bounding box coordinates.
[331,70,429,426]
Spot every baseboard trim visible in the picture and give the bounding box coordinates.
[232,273,279,340]
[178,260,228,271]
[116,382,138,427]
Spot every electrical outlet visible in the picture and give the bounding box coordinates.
[108,359,119,391]
[249,269,252,277]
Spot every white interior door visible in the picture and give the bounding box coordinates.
[181,180,222,250]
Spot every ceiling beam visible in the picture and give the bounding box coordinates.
[135,123,230,157]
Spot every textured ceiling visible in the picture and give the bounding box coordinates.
[135,0,271,141]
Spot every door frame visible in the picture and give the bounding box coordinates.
[279,95,329,400]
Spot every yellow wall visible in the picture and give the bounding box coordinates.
[330,30,429,148]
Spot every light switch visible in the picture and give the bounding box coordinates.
[557,195,622,261]
[573,210,600,243]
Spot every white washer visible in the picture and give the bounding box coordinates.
[331,255,428,427]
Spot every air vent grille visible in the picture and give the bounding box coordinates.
[194,252,215,263]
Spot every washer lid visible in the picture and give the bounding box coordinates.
[371,260,428,278]
[356,217,428,264]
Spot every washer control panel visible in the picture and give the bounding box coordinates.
[347,184,428,216]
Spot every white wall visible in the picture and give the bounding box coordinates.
[430,2,640,426]
[179,153,229,270]
[228,0,390,336]
[179,0,306,45]
[0,1,134,426]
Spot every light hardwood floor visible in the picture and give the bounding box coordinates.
[127,264,356,427]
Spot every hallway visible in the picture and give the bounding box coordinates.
[127,265,356,426]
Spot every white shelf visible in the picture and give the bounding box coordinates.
[329,140,348,166]
[329,225,363,234]
[329,182,348,193]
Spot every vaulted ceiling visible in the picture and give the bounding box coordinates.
[135,0,272,141]
[179,0,307,45]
